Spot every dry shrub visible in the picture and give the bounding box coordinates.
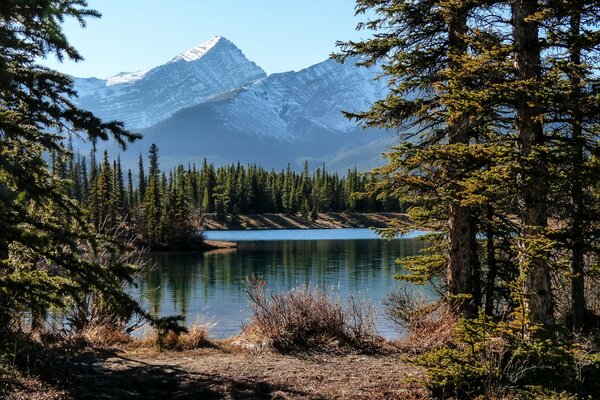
[385,287,456,353]
[140,321,214,351]
[243,277,381,353]
[69,323,132,348]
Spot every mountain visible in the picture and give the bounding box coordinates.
[72,36,396,171]
[210,58,387,141]
[72,36,266,129]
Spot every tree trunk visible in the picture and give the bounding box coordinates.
[569,11,585,331]
[446,12,482,316]
[485,205,497,316]
[513,0,554,327]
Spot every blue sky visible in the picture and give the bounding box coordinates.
[41,0,370,78]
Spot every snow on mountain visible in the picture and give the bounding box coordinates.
[124,55,393,171]
[72,36,266,129]
[214,58,386,141]
[71,76,105,97]
[170,36,222,62]
[105,69,150,86]
[72,36,394,171]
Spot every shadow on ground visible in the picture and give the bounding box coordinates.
[61,350,312,400]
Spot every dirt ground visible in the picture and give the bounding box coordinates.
[202,212,411,231]
[3,346,427,400]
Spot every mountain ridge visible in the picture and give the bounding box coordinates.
[71,36,395,172]
[72,36,266,129]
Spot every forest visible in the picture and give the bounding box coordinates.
[55,141,402,248]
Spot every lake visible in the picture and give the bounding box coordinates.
[136,229,433,339]
[203,228,429,241]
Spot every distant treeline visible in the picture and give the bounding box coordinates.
[52,141,402,248]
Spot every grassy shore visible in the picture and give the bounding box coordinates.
[1,284,431,399]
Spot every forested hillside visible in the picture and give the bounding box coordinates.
[53,141,403,248]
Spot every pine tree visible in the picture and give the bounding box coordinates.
[127,169,135,209]
[144,144,163,245]
[0,0,144,336]
[138,152,146,203]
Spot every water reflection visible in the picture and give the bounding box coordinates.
[136,238,430,338]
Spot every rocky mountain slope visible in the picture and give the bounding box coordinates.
[73,36,266,129]
[72,36,395,171]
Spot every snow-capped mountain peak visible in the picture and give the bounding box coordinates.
[171,35,223,63]
[71,36,391,172]
[72,35,266,129]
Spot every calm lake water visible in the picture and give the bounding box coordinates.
[204,228,429,241]
[136,229,432,339]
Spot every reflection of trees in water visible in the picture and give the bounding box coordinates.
[138,258,164,316]
[139,239,425,322]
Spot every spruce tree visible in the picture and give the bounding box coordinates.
[512,0,554,328]
[138,152,146,203]
[0,0,145,336]
[338,0,600,335]
[144,144,162,245]
[335,0,484,314]
[127,169,135,209]
[94,150,113,229]
[543,0,600,330]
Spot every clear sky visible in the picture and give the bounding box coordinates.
[41,0,370,78]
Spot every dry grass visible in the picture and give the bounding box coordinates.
[396,307,456,353]
[138,321,214,351]
[242,278,382,353]
[385,287,456,353]
[67,324,133,348]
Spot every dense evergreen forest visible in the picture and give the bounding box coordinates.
[54,141,402,248]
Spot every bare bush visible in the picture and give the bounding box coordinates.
[243,277,380,353]
[385,287,456,352]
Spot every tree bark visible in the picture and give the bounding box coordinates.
[485,205,497,316]
[513,0,554,327]
[446,12,482,316]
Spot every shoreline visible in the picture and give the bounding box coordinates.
[202,212,410,231]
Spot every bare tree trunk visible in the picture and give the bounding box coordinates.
[513,0,554,327]
[485,205,497,316]
[569,11,585,331]
[446,12,482,316]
